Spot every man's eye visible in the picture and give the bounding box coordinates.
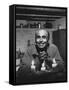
[42,36,46,38]
[37,36,40,38]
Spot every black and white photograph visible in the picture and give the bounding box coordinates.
[9,4,67,85]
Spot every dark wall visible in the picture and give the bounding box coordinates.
[53,30,67,63]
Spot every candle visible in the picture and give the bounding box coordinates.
[31,60,35,70]
[52,58,57,67]
[41,61,46,71]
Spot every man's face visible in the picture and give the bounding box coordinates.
[35,30,48,48]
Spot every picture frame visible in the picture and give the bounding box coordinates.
[9,4,67,85]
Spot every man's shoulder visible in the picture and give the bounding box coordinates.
[49,43,58,50]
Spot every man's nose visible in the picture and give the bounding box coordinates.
[40,37,43,41]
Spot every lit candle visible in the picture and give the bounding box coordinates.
[41,61,46,71]
[52,58,57,67]
[31,60,35,70]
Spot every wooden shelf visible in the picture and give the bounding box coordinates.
[16,28,57,31]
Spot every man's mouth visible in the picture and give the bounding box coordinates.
[40,43,44,45]
[39,43,45,46]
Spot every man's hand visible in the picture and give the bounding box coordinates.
[39,51,48,60]
[38,51,58,69]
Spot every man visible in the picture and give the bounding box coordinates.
[18,29,64,72]
[16,29,65,83]
[33,29,64,72]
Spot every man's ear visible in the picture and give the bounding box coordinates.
[47,32,50,41]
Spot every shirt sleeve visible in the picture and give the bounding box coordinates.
[54,46,65,72]
[55,47,62,61]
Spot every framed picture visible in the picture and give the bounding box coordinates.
[9,4,67,85]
